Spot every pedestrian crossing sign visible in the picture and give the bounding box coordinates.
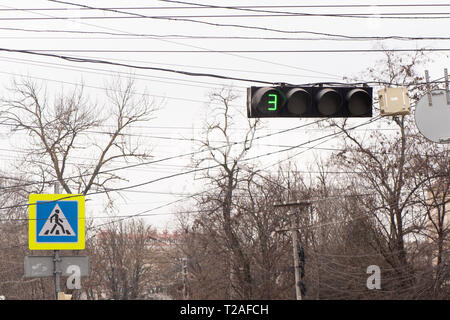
[29,194,85,250]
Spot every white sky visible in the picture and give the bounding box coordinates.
[0,0,449,232]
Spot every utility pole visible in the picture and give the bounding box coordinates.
[274,200,311,300]
[182,257,189,300]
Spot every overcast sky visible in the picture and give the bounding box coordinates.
[1,0,449,231]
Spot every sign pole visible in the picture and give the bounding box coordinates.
[54,250,62,299]
[27,185,87,299]
[54,182,61,300]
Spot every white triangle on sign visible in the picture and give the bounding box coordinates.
[38,203,75,236]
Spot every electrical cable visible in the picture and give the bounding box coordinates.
[0,47,445,87]
[3,4,450,11]
[0,0,446,20]
[22,48,450,53]
[240,116,381,166]
[0,46,275,85]
[44,0,415,43]
[1,4,444,83]
[0,54,333,88]
[4,12,450,20]
[4,2,450,44]
[2,25,450,42]
[0,118,327,192]
[1,120,381,210]
[157,0,450,20]
[4,34,450,42]
[6,2,343,79]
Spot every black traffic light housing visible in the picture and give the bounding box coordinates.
[247,85,372,118]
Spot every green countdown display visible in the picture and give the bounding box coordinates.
[267,93,278,111]
[250,87,286,115]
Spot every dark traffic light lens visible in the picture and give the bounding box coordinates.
[347,89,372,116]
[316,89,342,116]
[286,88,311,115]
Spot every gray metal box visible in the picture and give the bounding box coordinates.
[378,87,410,116]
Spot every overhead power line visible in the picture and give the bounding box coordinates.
[0,47,446,94]
[3,34,450,42]
[0,54,335,86]
[1,26,449,42]
[0,47,274,85]
[0,119,326,192]
[157,0,450,10]
[0,6,341,78]
[8,0,442,20]
[4,46,433,87]
[3,12,450,19]
[20,48,450,53]
[0,117,381,210]
[0,186,433,225]
[244,116,382,166]
[19,2,338,79]
[156,0,450,20]
[4,4,450,11]
[45,0,445,39]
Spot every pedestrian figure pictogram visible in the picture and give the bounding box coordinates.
[39,204,75,236]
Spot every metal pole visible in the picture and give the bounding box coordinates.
[290,213,302,300]
[425,70,432,107]
[54,182,61,300]
[444,68,450,105]
[182,257,188,300]
[54,250,61,299]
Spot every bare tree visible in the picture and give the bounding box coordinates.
[325,50,449,297]
[408,139,449,297]
[186,87,259,299]
[83,219,157,300]
[0,74,158,197]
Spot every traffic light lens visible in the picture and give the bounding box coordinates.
[347,89,371,116]
[317,89,342,116]
[287,89,311,115]
[256,89,285,114]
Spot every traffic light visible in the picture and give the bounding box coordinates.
[247,85,372,118]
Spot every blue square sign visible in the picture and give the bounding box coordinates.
[35,201,78,243]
